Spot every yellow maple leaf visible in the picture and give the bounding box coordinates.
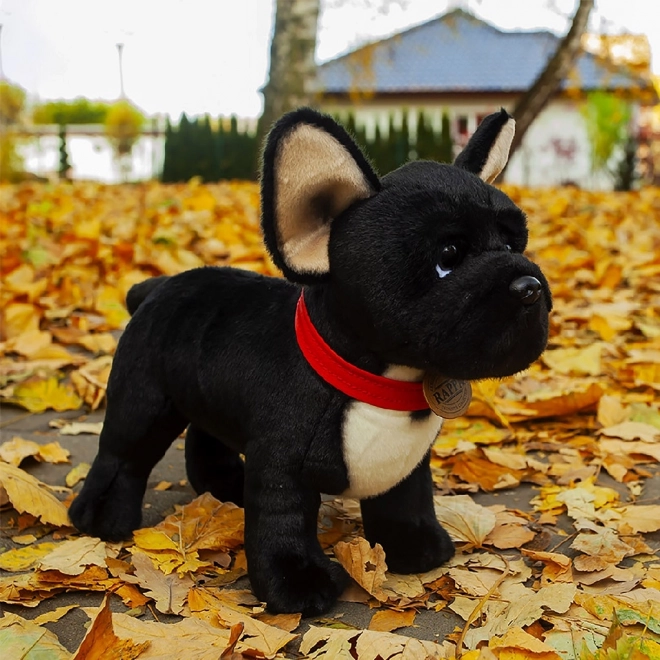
[9,376,82,413]
[0,462,70,527]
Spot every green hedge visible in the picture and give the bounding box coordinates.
[161,109,453,183]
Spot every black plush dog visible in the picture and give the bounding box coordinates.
[69,108,551,616]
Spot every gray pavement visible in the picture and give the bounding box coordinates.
[1,403,658,656]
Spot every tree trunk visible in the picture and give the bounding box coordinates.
[508,0,594,160]
[258,0,321,149]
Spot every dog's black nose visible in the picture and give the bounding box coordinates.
[509,276,542,305]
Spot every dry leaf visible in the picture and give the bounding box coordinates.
[0,462,70,526]
[521,549,573,585]
[33,604,79,624]
[334,537,388,601]
[0,542,58,572]
[368,609,416,632]
[615,504,660,533]
[37,441,71,464]
[132,493,244,575]
[0,436,41,466]
[488,626,562,659]
[65,462,91,487]
[599,421,660,442]
[58,422,104,436]
[0,611,71,659]
[39,537,109,575]
[73,594,150,660]
[433,495,497,547]
[299,625,448,659]
[9,376,83,413]
[131,550,193,615]
[571,527,636,564]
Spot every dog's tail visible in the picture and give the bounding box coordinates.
[126,276,169,315]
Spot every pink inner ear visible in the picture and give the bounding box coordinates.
[274,124,374,275]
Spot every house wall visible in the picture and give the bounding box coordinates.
[321,96,615,189]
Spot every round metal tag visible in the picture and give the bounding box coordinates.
[423,373,472,418]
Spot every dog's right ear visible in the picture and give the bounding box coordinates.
[453,109,515,184]
[260,108,381,284]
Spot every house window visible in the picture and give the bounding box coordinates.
[457,116,469,136]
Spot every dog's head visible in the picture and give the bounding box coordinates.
[261,108,551,380]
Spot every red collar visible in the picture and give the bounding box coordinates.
[295,293,430,411]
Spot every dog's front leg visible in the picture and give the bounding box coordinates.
[360,451,455,573]
[244,456,349,616]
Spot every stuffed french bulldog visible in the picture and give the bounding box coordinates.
[69,108,551,616]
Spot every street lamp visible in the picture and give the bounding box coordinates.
[116,42,125,98]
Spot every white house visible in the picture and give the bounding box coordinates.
[317,8,655,189]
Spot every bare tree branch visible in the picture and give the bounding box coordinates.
[508,0,594,159]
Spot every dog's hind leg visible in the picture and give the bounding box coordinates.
[68,389,187,542]
[360,451,455,573]
[184,426,245,506]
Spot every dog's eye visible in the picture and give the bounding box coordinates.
[505,244,513,252]
[436,244,462,278]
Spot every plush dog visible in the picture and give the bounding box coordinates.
[69,108,551,616]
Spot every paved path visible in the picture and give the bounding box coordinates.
[1,404,659,655]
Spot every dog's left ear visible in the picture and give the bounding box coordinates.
[260,108,381,283]
[454,109,515,183]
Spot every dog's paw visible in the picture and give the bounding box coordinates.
[255,555,350,616]
[372,520,455,574]
[68,457,145,542]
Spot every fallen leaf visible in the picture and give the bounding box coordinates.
[131,550,193,615]
[600,421,660,443]
[615,504,660,533]
[434,495,497,547]
[39,537,109,576]
[65,462,91,487]
[36,441,71,464]
[255,612,301,633]
[132,493,244,575]
[0,542,58,572]
[33,604,79,624]
[0,436,41,466]
[58,422,103,436]
[0,611,71,659]
[299,624,449,659]
[542,344,603,377]
[571,528,636,564]
[334,537,388,601]
[368,609,416,632]
[8,376,83,413]
[73,594,150,660]
[489,626,562,659]
[0,462,70,526]
[521,549,573,585]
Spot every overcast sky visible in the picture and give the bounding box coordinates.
[0,0,656,118]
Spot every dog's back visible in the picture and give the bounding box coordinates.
[126,275,170,315]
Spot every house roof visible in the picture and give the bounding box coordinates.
[318,9,651,95]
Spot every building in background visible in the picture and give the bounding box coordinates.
[317,8,656,189]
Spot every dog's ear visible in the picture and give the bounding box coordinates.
[260,108,380,283]
[454,109,515,183]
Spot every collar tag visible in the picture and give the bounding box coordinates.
[422,373,472,418]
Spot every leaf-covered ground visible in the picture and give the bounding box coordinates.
[0,181,659,659]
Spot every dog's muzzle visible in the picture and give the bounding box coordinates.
[509,275,542,305]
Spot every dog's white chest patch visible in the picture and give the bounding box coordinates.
[339,367,443,499]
